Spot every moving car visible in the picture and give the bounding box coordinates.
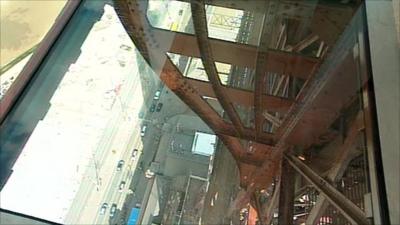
[140,125,147,137]
[100,203,108,215]
[109,203,117,217]
[153,90,161,100]
[116,160,124,171]
[156,103,163,112]
[119,181,126,192]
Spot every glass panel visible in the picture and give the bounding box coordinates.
[205,5,265,46]
[1,1,396,225]
[0,0,67,100]
[167,52,229,85]
[233,103,254,129]
[147,0,194,33]
[0,2,160,224]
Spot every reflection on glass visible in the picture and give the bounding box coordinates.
[0,2,149,224]
[147,0,194,33]
[1,1,396,225]
[233,103,255,129]
[167,52,229,85]
[0,0,67,100]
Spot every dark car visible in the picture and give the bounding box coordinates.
[116,160,124,171]
[109,203,117,217]
[149,104,156,112]
[156,103,163,112]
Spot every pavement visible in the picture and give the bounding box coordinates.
[62,73,188,225]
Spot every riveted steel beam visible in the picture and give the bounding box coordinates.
[306,112,364,225]
[278,158,295,225]
[191,0,245,138]
[113,0,275,155]
[254,51,268,139]
[253,191,266,225]
[185,78,293,113]
[245,11,365,210]
[284,152,370,225]
[152,29,318,80]
[264,181,280,225]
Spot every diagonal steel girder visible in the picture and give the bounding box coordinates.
[151,29,318,80]
[245,5,366,204]
[254,0,275,140]
[306,111,365,224]
[284,152,370,225]
[113,0,274,156]
[185,78,293,113]
[190,0,245,138]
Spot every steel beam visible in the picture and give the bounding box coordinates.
[254,4,277,139]
[306,111,364,225]
[185,78,293,113]
[254,51,267,138]
[150,31,318,80]
[113,0,276,148]
[191,0,245,138]
[247,10,363,187]
[284,152,370,225]
[0,0,82,124]
[159,57,275,145]
[253,192,266,225]
[278,158,295,225]
[263,181,280,225]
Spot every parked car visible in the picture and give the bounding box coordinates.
[119,181,126,192]
[156,103,163,112]
[149,103,156,112]
[153,90,161,100]
[132,149,138,159]
[109,203,117,217]
[140,125,147,137]
[100,203,108,215]
[116,160,124,171]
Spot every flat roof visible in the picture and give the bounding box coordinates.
[191,132,216,156]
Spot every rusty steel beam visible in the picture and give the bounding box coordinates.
[282,53,359,149]
[306,111,364,225]
[113,0,276,146]
[278,158,295,225]
[153,29,318,80]
[263,111,282,127]
[191,0,245,138]
[151,28,317,79]
[254,6,276,140]
[255,52,267,138]
[245,11,362,206]
[160,58,274,145]
[284,153,370,225]
[263,181,281,225]
[289,34,320,52]
[186,78,293,113]
[253,192,266,225]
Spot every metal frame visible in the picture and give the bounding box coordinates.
[0,0,82,124]
[0,0,390,224]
